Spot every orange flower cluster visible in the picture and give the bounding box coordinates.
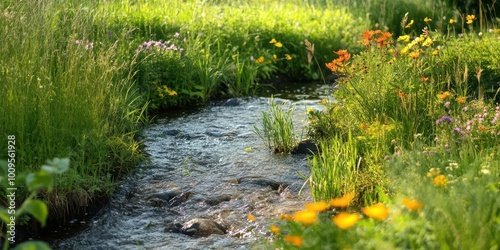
[359,30,393,48]
[325,49,351,73]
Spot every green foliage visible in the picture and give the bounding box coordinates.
[308,133,359,201]
[0,158,69,250]
[254,97,298,153]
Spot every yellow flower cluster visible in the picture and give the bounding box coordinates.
[269,38,283,48]
[466,14,476,25]
[157,85,177,98]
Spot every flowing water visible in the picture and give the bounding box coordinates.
[51,83,332,250]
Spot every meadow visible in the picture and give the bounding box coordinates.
[0,0,499,249]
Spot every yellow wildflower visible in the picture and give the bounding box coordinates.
[433,175,448,187]
[424,17,432,23]
[274,42,283,48]
[247,214,255,222]
[449,19,456,24]
[330,193,355,208]
[422,37,433,47]
[415,35,425,43]
[244,147,252,152]
[405,20,414,28]
[466,15,476,25]
[255,56,265,64]
[456,96,467,104]
[305,201,330,212]
[285,54,292,60]
[168,90,177,96]
[437,91,451,100]
[270,225,280,235]
[400,46,409,55]
[284,235,303,247]
[321,99,328,104]
[269,38,277,44]
[273,54,277,60]
[397,35,410,43]
[333,212,361,230]
[307,107,315,114]
[362,203,390,221]
[426,168,441,178]
[409,51,419,59]
[293,210,318,225]
[432,49,440,56]
[402,198,424,211]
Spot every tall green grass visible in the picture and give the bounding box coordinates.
[0,1,147,220]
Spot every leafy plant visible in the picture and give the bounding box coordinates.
[0,158,69,250]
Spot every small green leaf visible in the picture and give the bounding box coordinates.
[41,157,69,174]
[25,170,53,192]
[0,207,11,223]
[12,241,52,250]
[22,200,48,227]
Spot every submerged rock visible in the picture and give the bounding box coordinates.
[292,139,318,155]
[180,218,227,236]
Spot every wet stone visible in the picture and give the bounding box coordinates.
[292,139,318,155]
[148,191,194,207]
[204,194,233,206]
[236,176,288,191]
[180,218,227,237]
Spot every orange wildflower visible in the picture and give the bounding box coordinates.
[293,210,318,225]
[362,203,390,221]
[270,225,281,235]
[305,201,330,212]
[402,198,424,211]
[456,96,466,104]
[279,214,293,221]
[284,235,303,247]
[409,51,419,59]
[437,91,451,100]
[333,212,361,230]
[247,214,255,222]
[330,193,355,208]
[421,76,429,82]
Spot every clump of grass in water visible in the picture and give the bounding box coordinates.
[254,96,297,153]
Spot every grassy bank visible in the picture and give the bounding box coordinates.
[266,9,500,249]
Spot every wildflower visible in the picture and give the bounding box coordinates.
[409,51,419,59]
[480,168,491,175]
[269,38,277,44]
[274,42,283,48]
[362,203,390,221]
[279,214,293,221]
[333,212,361,230]
[174,32,180,38]
[397,35,411,42]
[284,235,303,247]
[255,56,265,64]
[335,49,351,62]
[405,20,414,28]
[449,19,456,24]
[421,76,429,82]
[444,101,451,108]
[432,49,440,56]
[478,125,488,132]
[436,115,454,125]
[466,14,476,25]
[270,225,280,235]
[433,175,448,187]
[273,54,277,60]
[330,193,355,208]
[402,198,424,211]
[285,54,292,60]
[427,168,441,177]
[321,99,328,104]
[307,107,315,114]
[168,90,177,96]
[453,127,465,135]
[247,214,255,222]
[424,17,432,23]
[244,147,252,152]
[293,210,318,225]
[422,37,433,47]
[305,201,330,212]
[437,91,451,100]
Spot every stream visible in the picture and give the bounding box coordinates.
[50,83,332,250]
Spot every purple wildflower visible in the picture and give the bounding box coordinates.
[436,115,454,124]
[174,32,180,38]
[453,127,465,135]
[444,101,450,108]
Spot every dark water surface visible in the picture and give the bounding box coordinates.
[51,83,332,249]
